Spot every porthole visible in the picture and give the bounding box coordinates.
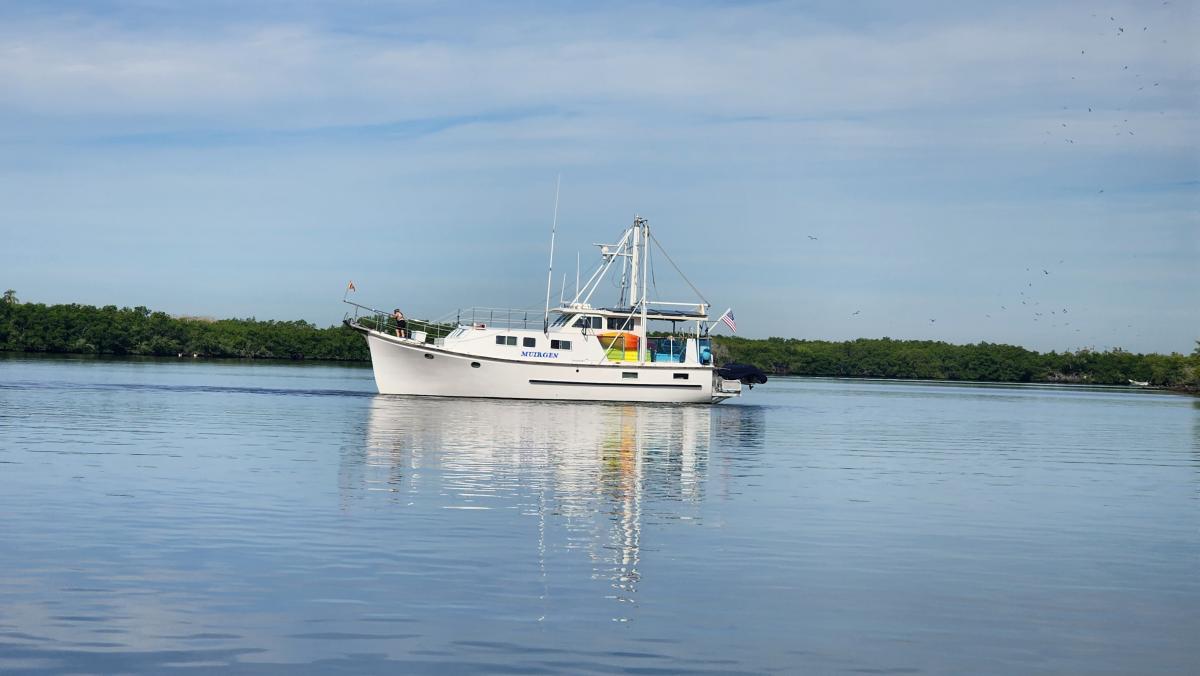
[424,354,434,360]
[471,362,481,368]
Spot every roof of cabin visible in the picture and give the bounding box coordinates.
[556,305,708,321]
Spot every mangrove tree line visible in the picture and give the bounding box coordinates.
[2,291,1197,389]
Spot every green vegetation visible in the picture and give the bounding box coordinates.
[0,293,367,361]
[713,336,1200,390]
[2,292,1197,391]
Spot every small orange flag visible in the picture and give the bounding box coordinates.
[347,281,357,292]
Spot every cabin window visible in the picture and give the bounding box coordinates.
[523,337,536,348]
[424,354,434,360]
[673,373,689,380]
[606,317,634,330]
[471,362,481,368]
[551,339,571,350]
[496,335,517,346]
[573,316,602,329]
[622,372,638,379]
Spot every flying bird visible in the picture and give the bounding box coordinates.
[1043,269,1049,275]
[852,310,860,316]
[807,235,818,240]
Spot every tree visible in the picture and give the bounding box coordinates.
[1,289,16,305]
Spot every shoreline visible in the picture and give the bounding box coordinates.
[4,350,1194,395]
[2,299,1197,392]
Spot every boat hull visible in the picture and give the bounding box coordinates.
[362,330,735,404]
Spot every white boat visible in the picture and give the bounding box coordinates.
[344,216,766,403]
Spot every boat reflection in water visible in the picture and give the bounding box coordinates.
[347,396,763,620]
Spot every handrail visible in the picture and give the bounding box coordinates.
[342,300,456,341]
[432,306,546,330]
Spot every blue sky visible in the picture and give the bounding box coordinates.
[1,1,1197,354]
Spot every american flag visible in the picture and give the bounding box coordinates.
[719,309,737,333]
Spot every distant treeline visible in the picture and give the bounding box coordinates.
[0,293,367,361]
[2,292,1197,390]
[714,336,1200,389]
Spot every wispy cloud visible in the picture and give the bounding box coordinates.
[2,2,1193,136]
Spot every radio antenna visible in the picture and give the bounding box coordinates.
[542,174,561,333]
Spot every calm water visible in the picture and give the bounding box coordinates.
[1,356,1197,675]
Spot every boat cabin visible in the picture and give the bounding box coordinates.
[434,304,713,367]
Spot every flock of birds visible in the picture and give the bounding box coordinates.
[1049,8,1172,159]
[804,8,1178,350]
[831,254,1117,347]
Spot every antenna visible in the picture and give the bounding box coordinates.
[542,174,561,333]
[575,252,580,300]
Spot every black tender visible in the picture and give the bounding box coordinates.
[716,363,768,386]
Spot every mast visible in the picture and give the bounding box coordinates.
[638,217,649,362]
[629,216,640,313]
[542,175,561,333]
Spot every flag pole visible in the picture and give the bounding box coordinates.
[708,307,732,333]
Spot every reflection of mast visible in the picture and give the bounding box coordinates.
[603,407,643,615]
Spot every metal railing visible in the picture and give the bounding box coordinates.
[342,300,457,343]
[433,307,546,330]
[344,300,551,337]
